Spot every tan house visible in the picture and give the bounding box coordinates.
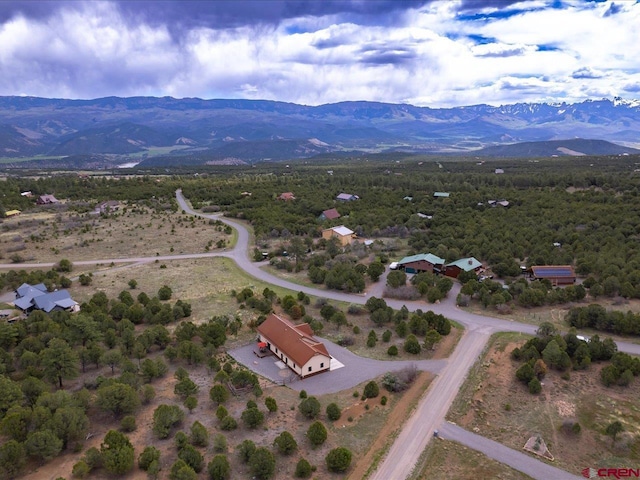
[322,225,356,246]
[257,314,331,378]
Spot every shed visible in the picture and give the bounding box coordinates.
[433,192,450,198]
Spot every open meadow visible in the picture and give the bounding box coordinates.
[0,203,234,264]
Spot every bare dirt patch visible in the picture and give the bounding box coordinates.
[0,205,232,263]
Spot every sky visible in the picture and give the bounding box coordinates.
[0,0,638,107]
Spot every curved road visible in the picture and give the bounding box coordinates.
[2,189,637,480]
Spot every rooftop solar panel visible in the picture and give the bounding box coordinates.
[531,267,575,277]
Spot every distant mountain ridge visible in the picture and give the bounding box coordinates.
[0,95,639,165]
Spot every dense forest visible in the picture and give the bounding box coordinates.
[3,155,640,302]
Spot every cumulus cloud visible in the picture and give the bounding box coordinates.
[0,0,638,107]
[471,42,533,58]
[571,67,604,79]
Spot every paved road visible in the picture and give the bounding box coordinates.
[438,422,583,480]
[3,189,638,480]
[229,338,447,395]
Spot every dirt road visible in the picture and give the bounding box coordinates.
[369,325,493,480]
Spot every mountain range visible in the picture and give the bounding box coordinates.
[0,95,639,167]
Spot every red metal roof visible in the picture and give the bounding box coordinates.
[257,314,330,366]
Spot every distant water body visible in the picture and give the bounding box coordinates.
[117,161,141,168]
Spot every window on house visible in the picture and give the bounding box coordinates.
[320,363,324,368]
[308,366,312,372]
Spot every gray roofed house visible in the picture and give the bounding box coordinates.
[95,200,120,214]
[37,194,59,204]
[336,193,359,201]
[16,283,47,298]
[14,283,79,313]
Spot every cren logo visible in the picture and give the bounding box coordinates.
[582,468,640,479]
[583,468,598,478]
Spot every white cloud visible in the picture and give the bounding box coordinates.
[0,0,637,107]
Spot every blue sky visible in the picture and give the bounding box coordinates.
[0,0,638,107]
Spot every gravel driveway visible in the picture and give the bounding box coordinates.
[229,337,447,395]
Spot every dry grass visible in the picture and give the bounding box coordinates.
[23,350,349,480]
[447,333,640,475]
[414,439,535,480]
[69,257,295,339]
[0,205,233,263]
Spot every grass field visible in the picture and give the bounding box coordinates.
[0,155,66,164]
[0,204,233,263]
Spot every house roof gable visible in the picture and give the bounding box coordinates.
[33,289,75,313]
[14,284,77,312]
[398,253,445,266]
[17,283,47,298]
[329,225,354,236]
[321,208,341,220]
[446,257,482,271]
[257,314,330,366]
[336,193,358,201]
